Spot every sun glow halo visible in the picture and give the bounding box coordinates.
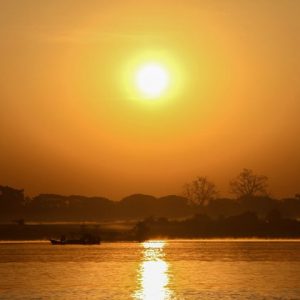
[122,52,183,102]
[135,63,170,99]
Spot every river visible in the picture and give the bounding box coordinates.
[0,240,300,299]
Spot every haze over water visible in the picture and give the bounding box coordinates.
[1,240,300,299]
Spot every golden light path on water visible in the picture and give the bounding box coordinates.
[134,241,173,300]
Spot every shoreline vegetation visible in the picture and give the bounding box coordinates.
[1,211,300,241]
[1,169,300,241]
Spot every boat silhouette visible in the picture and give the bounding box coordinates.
[50,234,101,245]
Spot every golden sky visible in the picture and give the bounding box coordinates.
[1,0,299,199]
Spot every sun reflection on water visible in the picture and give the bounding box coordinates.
[134,240,173,300]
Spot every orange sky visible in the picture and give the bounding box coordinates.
[1,0,299,199]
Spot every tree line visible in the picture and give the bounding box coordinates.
[183,168,269,206]
[133,211,300,240]
[0,169,300,223]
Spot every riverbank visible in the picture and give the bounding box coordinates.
[1,223,300,241]
[0,223,131,241]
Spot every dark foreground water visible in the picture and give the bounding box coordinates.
[0,240,300,299]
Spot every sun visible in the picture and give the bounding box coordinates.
[135,63,170,99]
[121,51,183,101]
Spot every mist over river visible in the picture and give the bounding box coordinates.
[0,240,300,299]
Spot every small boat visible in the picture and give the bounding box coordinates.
[50,234,101,245]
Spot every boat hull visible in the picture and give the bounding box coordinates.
[50,239,100,245]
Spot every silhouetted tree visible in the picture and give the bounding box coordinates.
[230,169,268,198]
[183,177,218,206]
[0,186,25,219]
[133,220,149,242]
[205,198,241,217]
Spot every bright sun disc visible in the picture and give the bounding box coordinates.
[135,63,170,99]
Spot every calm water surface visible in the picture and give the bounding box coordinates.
[0,240,300,299]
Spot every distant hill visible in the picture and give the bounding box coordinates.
[117,194,191,219]
[1,185,300,223]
